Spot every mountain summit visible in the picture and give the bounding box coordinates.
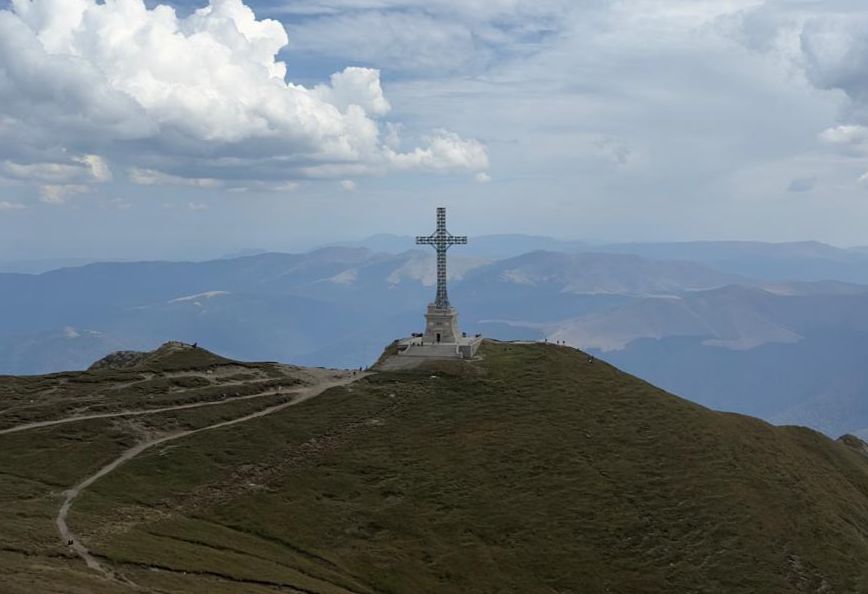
[1,342,868,592]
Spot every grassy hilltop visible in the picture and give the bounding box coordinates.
[2,341,868,592]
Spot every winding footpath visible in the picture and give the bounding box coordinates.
[0,386,288,436]
[5,372,367,588]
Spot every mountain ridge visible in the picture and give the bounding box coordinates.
[2,341,868,593]
[4,247,868,437]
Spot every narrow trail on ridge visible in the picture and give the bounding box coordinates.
[55,372,370,588]
[0,386,288,436]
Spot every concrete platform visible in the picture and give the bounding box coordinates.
[397,335,483,360]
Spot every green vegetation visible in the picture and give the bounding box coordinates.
[0,344,302,431]
[3,342,868,593]
[0,343,319,594]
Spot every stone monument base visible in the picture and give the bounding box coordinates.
[392,303,482,360]
[397,335,483,360]
[422,305,460,344]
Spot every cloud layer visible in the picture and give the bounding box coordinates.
[279,0,572,75]
[0,0,488,196]
[9,0,868,259]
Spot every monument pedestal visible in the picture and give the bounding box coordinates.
[423,305,460,344]
[397,334,482,360]
[399,304,481,360]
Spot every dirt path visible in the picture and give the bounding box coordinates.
[55,372,369,588]
[0,388,290,436]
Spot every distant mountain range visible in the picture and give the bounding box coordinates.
[332,235,868,283]
[5,237,868,437]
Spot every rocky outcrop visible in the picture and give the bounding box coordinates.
[837,434,868,458]
[88,341,192,371]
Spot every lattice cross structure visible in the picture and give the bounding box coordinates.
[416,207,468,309]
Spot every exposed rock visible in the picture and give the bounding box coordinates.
[837,434,868,458]
[88,341,192,371]
[88,350,150,371]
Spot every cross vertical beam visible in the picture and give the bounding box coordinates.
[416,207,468,309]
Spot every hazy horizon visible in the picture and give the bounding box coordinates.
[5,232,868,268]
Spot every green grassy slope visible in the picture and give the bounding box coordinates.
[68,344,868,592]
[0,343,316,593]
[3,342,868,593]
[0,344,297,431]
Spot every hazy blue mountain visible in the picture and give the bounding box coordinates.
[602,332,868,439]
[5,245,868,437]
[534,284,868,351]
[219,248,269,259]
[599,240,868,282]
[509,283,868,437]
[0,257,116,274]
[460,250,745,296]
[329,234,589,259]
[0,247,732,374]
[0,248,487,373]
[331,236,868,283]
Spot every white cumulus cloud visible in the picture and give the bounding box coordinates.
[0,0,488,189]
[387,131,489,172]
[315,68,391,117]
[129,168,223,188]
[38,184,88,205]
[1,155,111,183]
[819,125,868,146]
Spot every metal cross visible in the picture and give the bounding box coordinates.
[416,207,467,309]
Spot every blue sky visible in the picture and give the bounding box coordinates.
[2,0,868,260]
